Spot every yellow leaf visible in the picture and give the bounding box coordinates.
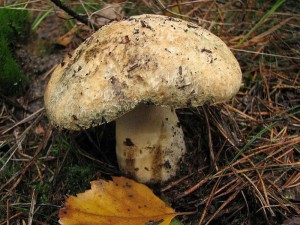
[59,177,177,225]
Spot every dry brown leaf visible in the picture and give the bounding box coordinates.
[56,25,82,47]
[34,123,45,135]
[59,177,177,225]
[90,3,124,26]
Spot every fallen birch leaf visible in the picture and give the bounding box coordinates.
[59,177,177,225]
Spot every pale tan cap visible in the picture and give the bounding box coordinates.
[44,14,242,130]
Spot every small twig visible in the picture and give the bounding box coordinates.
[6,200,9,225]
[213,178,240,198]
[177,177,209,199]
[204,188,243,225]
[198,176,222,225]
[50,0,100,29]
[1,127,52,195]
[28,189,37,225]
[230,48,300,60]
[1,107,44,135]
[0,212,23,225]
[161,173,194,192]
[0,93,26,110]
[202,107,218,171]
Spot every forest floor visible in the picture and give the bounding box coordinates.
[0,1,300,224]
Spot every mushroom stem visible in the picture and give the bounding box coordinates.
[116,104,186,183]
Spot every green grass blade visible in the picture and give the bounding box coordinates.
[31,7,53,31]
[230,104,299,164]
[230,121,278,164]
[238,0,286,45]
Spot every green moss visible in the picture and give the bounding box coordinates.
[30,182,51,203]
[61,164,98,193]
[53,135,99,194]
[0,8,30,95]
[0,37,27,94]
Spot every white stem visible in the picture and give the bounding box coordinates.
[116,104,186,183]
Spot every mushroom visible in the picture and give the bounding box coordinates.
[116,104,186,183]
[44,14,242,183]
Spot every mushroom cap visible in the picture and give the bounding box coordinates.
[44,14,242,130]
